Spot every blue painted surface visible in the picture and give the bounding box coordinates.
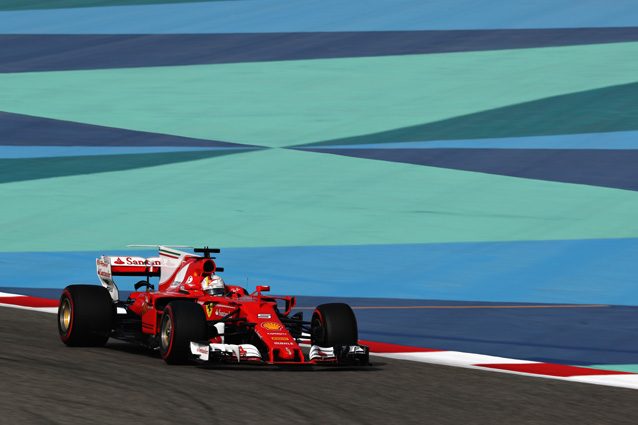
[5,29,638,73]
[2,238,638,305]
[1,0,638,34]
[351,301,638,365]
[2,0,637,370]
[0,146,235,158]
[322,131,638,150]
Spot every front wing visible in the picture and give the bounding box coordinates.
[190,341,369,365]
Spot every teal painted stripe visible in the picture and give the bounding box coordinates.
[301,81,638,148]
[0,149,250,183]
[587,364,638,373]
[317,131,638,150]
[1,148,638,251]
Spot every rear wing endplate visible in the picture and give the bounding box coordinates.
[96,256,161,301]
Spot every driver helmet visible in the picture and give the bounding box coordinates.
[203,274,225,296]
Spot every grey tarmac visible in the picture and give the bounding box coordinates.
[1,307,637,424]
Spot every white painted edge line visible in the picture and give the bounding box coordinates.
[375,351,539,366]
[567,374,638,390]
[0,302,58,314]
[373,352,638,390]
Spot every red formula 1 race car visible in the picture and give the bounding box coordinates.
[57,246,369,366]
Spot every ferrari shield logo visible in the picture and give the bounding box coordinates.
[205,303,214,319]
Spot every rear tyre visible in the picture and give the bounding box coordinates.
[311,303,358,346]
[58,285,113,347]
[159,301,207,364]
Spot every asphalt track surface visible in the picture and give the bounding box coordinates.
[2,308,637,424]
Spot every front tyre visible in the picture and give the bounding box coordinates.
[58,285,113,346]
[159,301,207,364]
[311,303,358,347]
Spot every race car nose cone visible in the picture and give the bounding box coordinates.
[277,347,295,361]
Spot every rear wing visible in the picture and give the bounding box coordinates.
[98,255,161,277]
[96,255,161,301]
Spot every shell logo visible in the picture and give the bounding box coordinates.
[261,321,283,331]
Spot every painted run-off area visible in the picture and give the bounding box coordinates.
[2,43,638,147]
[2,0,638,381]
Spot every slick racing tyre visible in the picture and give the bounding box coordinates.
[58,285,114,347]
[311,303,358,347]
[160,301,207,364]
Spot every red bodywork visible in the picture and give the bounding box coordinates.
[110,251,308,364]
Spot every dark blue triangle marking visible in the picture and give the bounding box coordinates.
[0,111,258,148]
[301,148,638,191]
[4,28,638,72]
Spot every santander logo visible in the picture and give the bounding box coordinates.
[112,257,160,266]
[126,257,160,266]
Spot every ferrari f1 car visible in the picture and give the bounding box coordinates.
[57,246,369,366]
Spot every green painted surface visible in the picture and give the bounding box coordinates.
[587,364,638,373]
[1,148,637,252]
[0,150,249,184]
[0,0,222,11]
[1,43,638,148]
[304,81,638,147]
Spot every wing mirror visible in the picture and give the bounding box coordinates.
[251,285,271,298]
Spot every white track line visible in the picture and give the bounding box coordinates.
[0,302,58,314]
[375,351,539,365]
[373,351,638,390]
